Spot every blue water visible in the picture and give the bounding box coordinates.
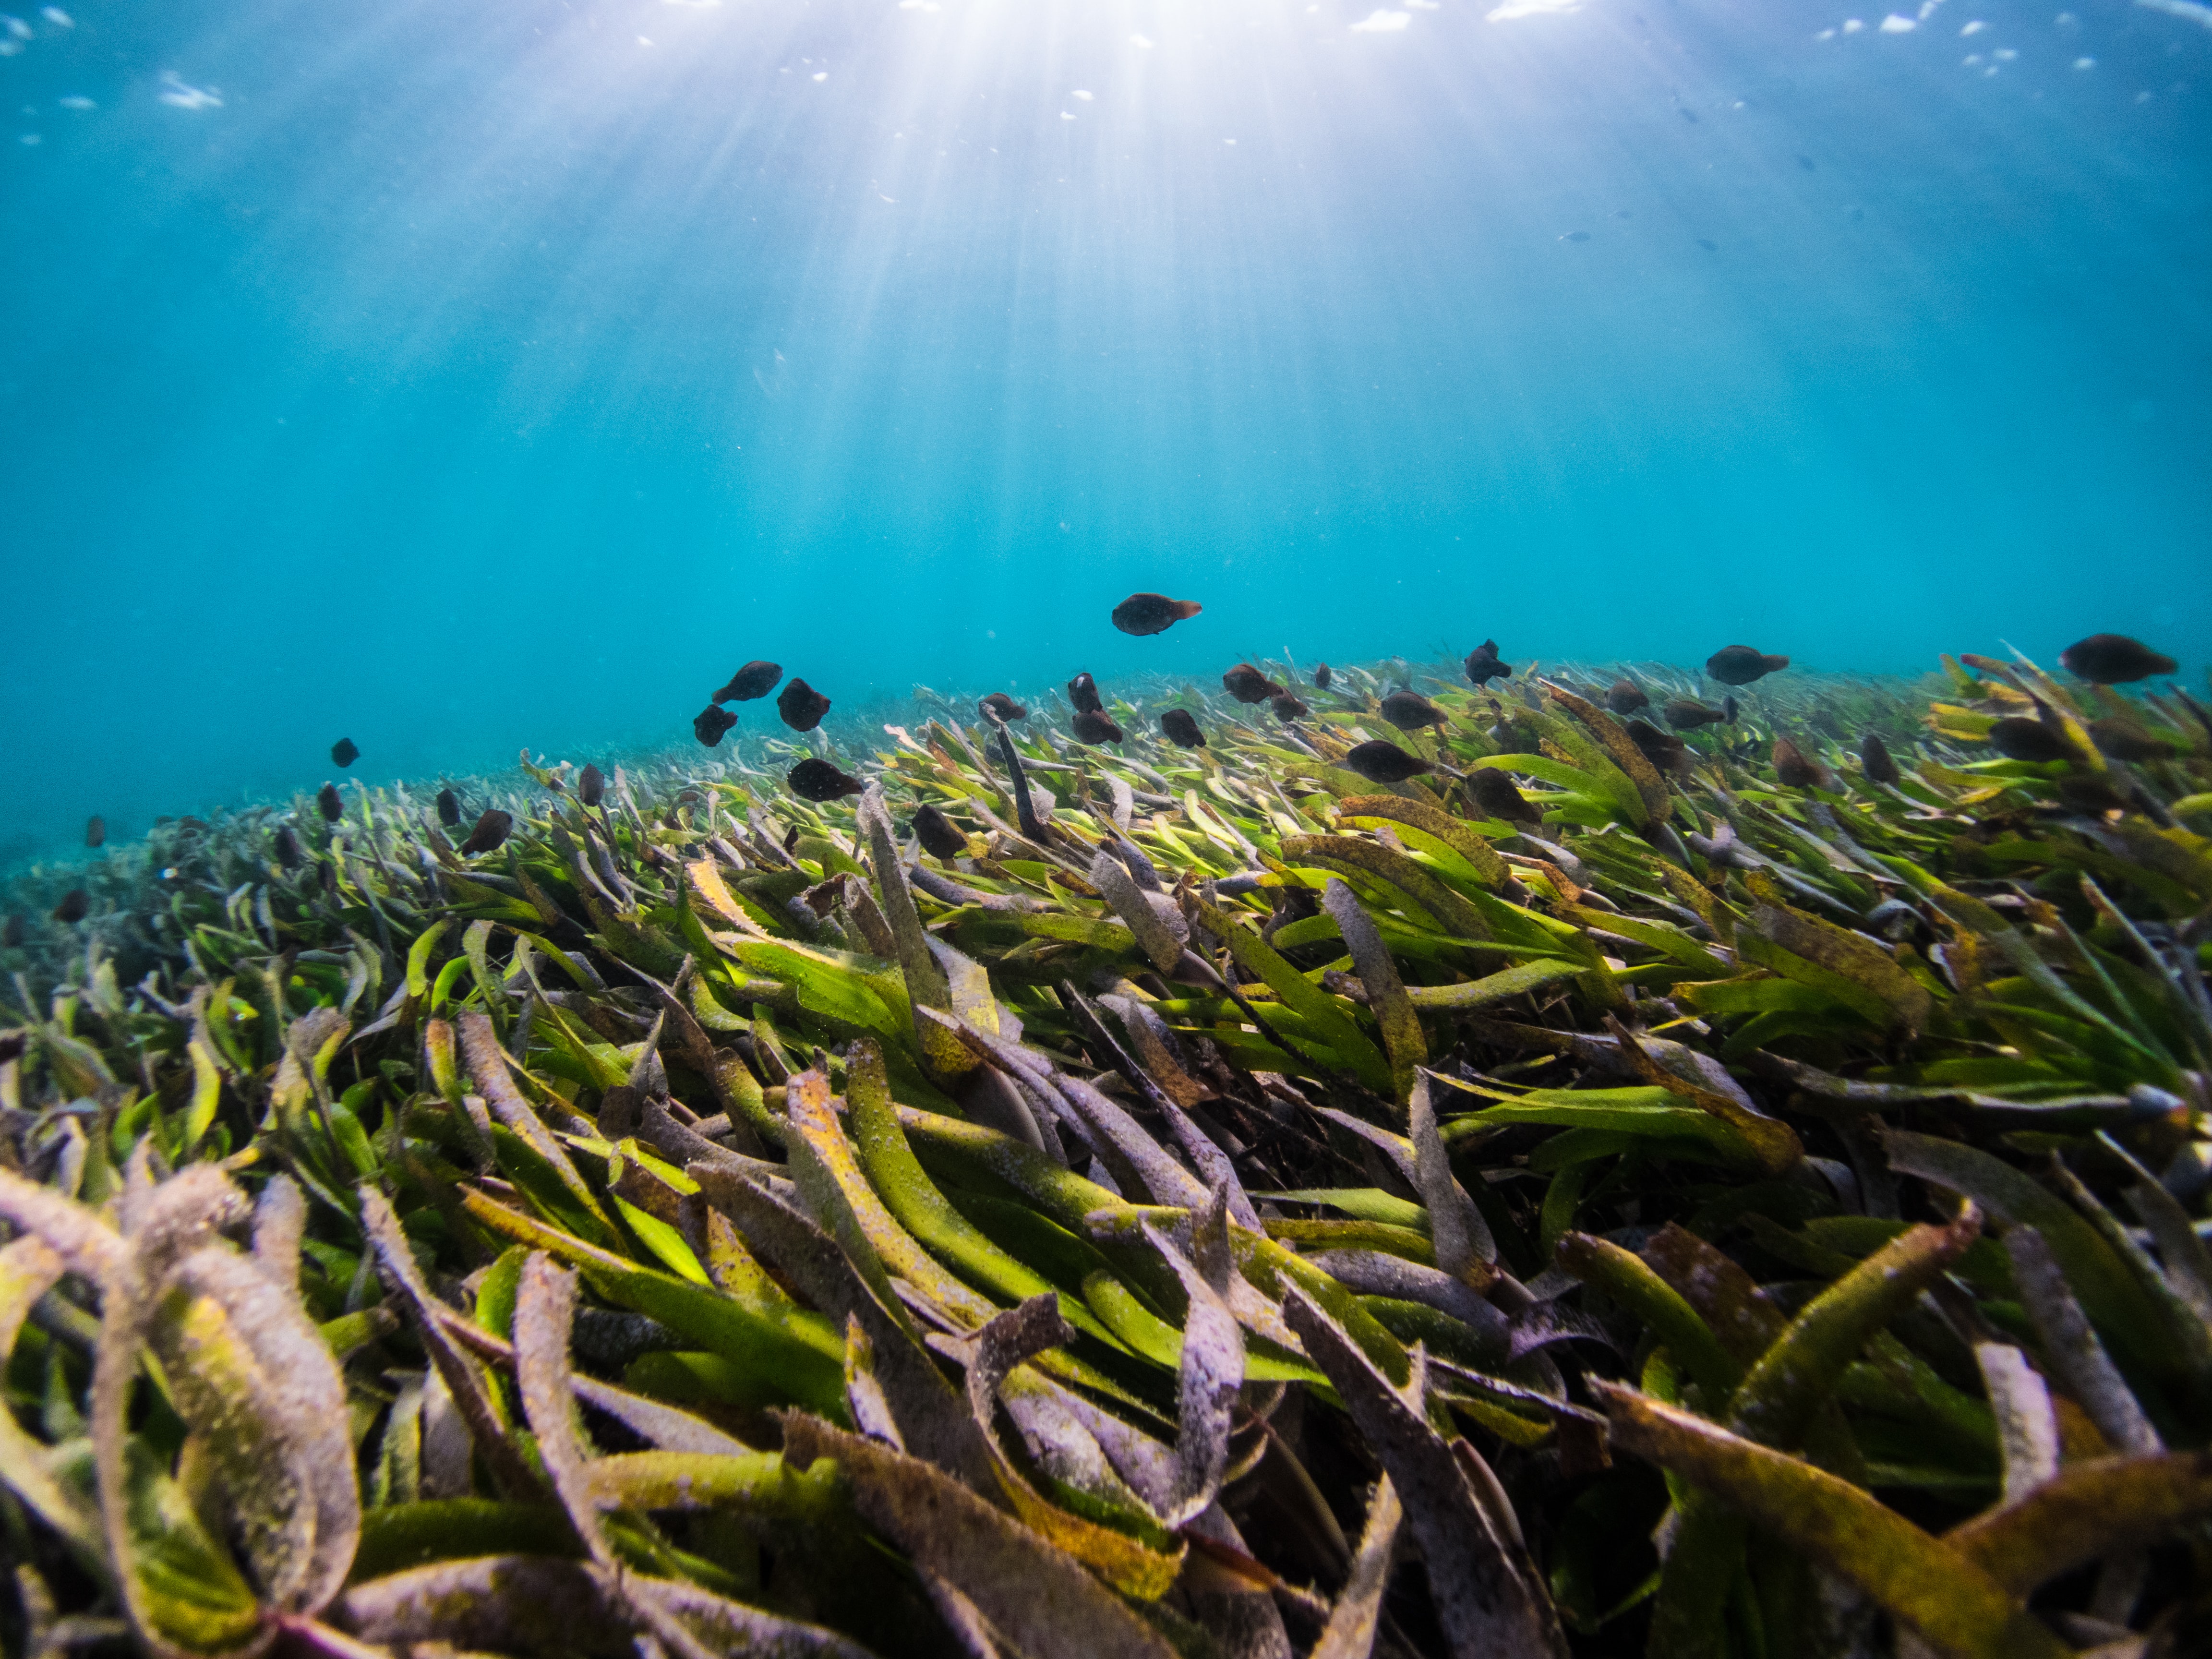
[2,0,2207,864]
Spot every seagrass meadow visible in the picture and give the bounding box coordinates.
[3,649,2212,1659]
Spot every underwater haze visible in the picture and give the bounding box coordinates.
[1,0,2207,864]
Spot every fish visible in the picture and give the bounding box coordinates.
[1068,673,1104,714]
[695,704,739,746]
[911,803,969,858]
[2056,773,2130,815]
[578,763,605,806]
[1271,692,1310,722]
[1468,767,1542,825]
[1313,662,1333,690]
[714,660,783,703]
[1861,732,1901,785]
[1723,694,1740,724]
[978,692,1028,722]
[2088,719,2176,763]
[1988,717,2068,764]
[1110,592,1203,636]
[788,758,866,801]
[1773,736,1823,788]
[331,736,359,768]
[1380,689,1444,729]
[52,890,88,924]
[1681,107,1700,123]
[1,914,22,947]
[1222,662,1285,704]
[274,825,305,869]
[436,788,462,826]
[1072,708,1126,745]
[1342,740,1432,784]
[1625,719,1686,771]
[1695,238,1719,252]
[2059,634,2176,685]
[1605,678,1649,715]
[460,809,513,854]
[1797,154,1816,170]
[85,815,104,849]
[1464,640,1513,685]
[317,782,344,822]
[1706,645,1790,685]
[777,678,831,732]
[1663,697,1725,729]
[1160,709,1207,748]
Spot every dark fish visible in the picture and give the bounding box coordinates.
[1342,740,1432,784]
[331,737,360,768]
[714,660,783,703]
[2056,773,2130,815]
[1468,767,1542,825]
[436,787,462,826]
[1988,717,2068,764]
[1862,733,1901,786]
[1626,719,1686,770]
[788,758,866,802]
[1,914,22,948]
[1464,640,1513,685]
[1664,697,1725,729]
[85,815,105,849]
[319,859,337,897]
[460,809,513,854]
[1562,230,1591,242]
[1110,592,1203,636]
[317,782,344,823]
[777,678,831,732]
[1222,662,1285,704]
[1695,238,1718,252]
[1773,737,1822,788]
[1797,154,1815,170]
[2059,634,2176,685]
[1160,709,1207,748]
[1072,708,1126,745]
[1380,689,1444,730]
[695,704,739,746]
[2088,719,2176,763]
[1605,678,1649,715]
[1313,662,1333,690]
[1706,645,1790,685]
[978,692,1028,722]
[1271,692,1310,722]
[52,890,89,925]
[1068,673,1104,714]
[912,803,968,859]
[1723,694,1740,724]
[274,825,305,870]
[578,763,605,807]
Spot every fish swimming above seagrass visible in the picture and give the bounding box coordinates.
[978,692,1027,722]
[1464,640,1512,685]
[1073,708,1126,745]
[695,705,738,746]
[459,809,513,854]
[1160,709,1206,748]
[331,737,359,768]
[778,679,831,732]
[715,661,783,703]
[2059,633,2176,684]
[789,758,865,801]
[1068,673,1104,715]
[1706,645,1790,685]
[1110,592,1203,636]
[1343,740,1432,783]
[1223,662,1285,704]
[911,803,968,858]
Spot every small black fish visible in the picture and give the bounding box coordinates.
[318,859,337,897]
[1797,154,1816,171]
[1664,697,1725,729]
[317,782,344,822]
[85,815,105,849]
[777,678,832,732]
[1468,767,1542,826]
[1613,208,1633,220]
[695,704,739,746]
[52,890,89,925]
[2088,719,2176,763]
[1068,673,1104,715]
[715,661,784,703]
[1160,709,1207,748]
[1773,737,1822,788]
[1378,690,1442,731]
[1561,230,1591,243]
[1681,107,1699,123]
[1862,733,1901,786]
[1706,645,1790,685]
[436,787,462,826]
[1271,692,1310,722]
[578,764,605,807]
[1723,694,1740,724]
[1988,718,2069,764]
[274,825,305,870]
[2056,772,2131,815]
[912,803,969,859]
[1626,718,1686,771]
[1222,662,1285,704]
[1342,740,1432,784]
[331,737,360,768]
[2059,634,2176,685]
[1,914,22,948]
[1464,640,1513,685]
[460,809,513,854]
[1313,662,1333,691]
[788,758,866,802]
[1605,678,1649,716]
[979,692,1028,722]
[1073,708,1126,745]
[1111,592,1203,636]
[1696,238,1718,252]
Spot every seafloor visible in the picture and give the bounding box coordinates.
[2,647,2209,1659]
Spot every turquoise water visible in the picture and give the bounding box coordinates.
[2,0,2206,864]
